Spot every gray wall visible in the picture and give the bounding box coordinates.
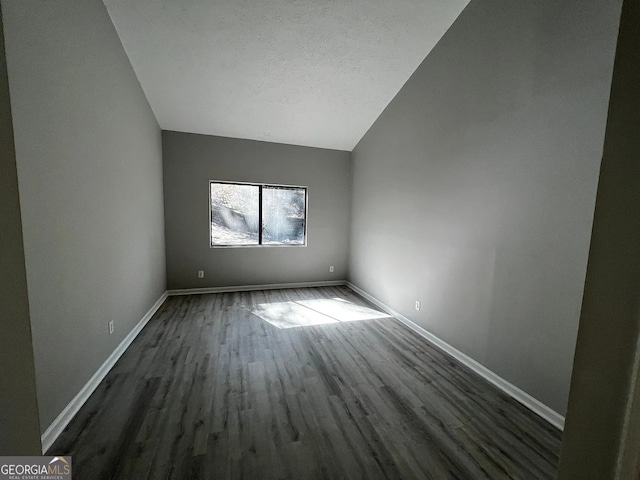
[163,131,350,289]
[0,3,41,454]
[2,0,166,431]
[559,0,640,477]
[349,0,622,414]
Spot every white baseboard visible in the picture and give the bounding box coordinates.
[167,280,347,296]
[346,282,565,431]
[41,291,169,453]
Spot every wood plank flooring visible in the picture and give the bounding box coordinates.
[48,286,561,479]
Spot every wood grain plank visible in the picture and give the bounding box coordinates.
[47,286,561,479]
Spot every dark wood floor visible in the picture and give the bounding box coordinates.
[48,286,561,479]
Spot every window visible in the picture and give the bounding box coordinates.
[210,181,307,247]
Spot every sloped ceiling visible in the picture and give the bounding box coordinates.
[103,0,469,151]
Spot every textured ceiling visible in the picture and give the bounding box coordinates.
[103,0,469,151]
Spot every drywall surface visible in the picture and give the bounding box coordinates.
[163,131,350,289]
[0,3,41,454]
[559,0,640,478]
[349,0,622,414]
[102,0,469,151]
[2,0,166,431]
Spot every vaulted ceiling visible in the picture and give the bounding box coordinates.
[103,0,469,151]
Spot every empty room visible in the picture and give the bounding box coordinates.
[1,0,639,479]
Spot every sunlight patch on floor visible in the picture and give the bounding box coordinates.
[251,298,391,329]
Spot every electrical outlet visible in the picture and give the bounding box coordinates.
[108,321,114,335]
[329,265,334,273]
[415,301,421,311]
[198,270,205,278]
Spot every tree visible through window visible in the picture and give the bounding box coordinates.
[210,181,307,247]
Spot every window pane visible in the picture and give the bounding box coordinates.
[262,186,306,245]
[210,183,259,245]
